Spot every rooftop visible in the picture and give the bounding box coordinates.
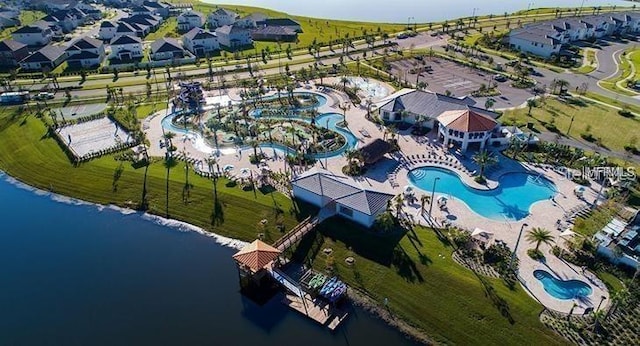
[437,109,498,132]
[232,239,280,273]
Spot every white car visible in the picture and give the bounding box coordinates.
[35,92,54,100]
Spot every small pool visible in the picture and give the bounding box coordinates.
[533,270,592,300]
[408,167,556,221]
[347,77,389,98]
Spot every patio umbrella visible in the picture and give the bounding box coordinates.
[240,168,251,178]
[223,164,235,172]
[437,195,448,207]
[403,185,414,196]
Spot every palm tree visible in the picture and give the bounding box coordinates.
[205,155,219,179]
[339,75,350,91]
[249,139,259,161]
[591,309,605,333]
[472,150,497,178]
[484,98,495,110]
[394,193,404,219]
[163,131,176,150]
[526,99,537,116]
[525,227,555,252]
[420,194,431,214]
[606,288,629,319]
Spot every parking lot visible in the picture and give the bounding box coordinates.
[388,56,534,108]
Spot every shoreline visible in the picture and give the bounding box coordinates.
[0,169,433,344]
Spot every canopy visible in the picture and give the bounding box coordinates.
[403,185,414,195]
[232,240,281,273]
[574,186,586,192]
[437,196,448,205]
[560,229,577,238]
[471,228,494,244]
[240,168,251,178]
[223,164,234,171]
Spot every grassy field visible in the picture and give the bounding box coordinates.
[573,49,597,74]
[294,218,565,345]
[0,108,311,242]
[146,17,180,41]
[501,97,640,152]
[0,10,46,40]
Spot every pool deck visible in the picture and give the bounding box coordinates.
[144,78,609,315]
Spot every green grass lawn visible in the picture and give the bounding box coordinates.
[501,97,640,152]
[294,218,565,345]
[0,108,312,242]
[146,17,179,41]
[599,49,640,96]
[573,49,597,74]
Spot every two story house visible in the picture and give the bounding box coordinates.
[12,21,54,46]
[215,24,252,49]
[109,34,143,61]
[66,36,105,68]
[177,10,204,32]
[182,28,219,57]
[19,45,67,71]
[150,37,185,61]
[0,39,29,67]
[207,8,237,28]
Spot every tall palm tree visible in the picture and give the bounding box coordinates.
[420,194,431,214]
[339,75,350,91]
[164,131,176,150]
[526,99,537,116]
[525,227,555,251]
[484,98,495,110]
[591,309,605,333]
[472,150,497,178]
[394,193,404,219]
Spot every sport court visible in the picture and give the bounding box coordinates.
[52,103,108,120]
[57,117,134,158]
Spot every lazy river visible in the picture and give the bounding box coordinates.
[161,92,358,158]
[408,167,557,221]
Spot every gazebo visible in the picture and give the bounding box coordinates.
[233,239,281,274]
[437,109,498,152]
[233,239,282,302]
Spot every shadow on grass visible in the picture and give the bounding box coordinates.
[210,180,224,226]
[112,162,124,192]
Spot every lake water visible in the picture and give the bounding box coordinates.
[204,0,632,23]
[0,174,416,345]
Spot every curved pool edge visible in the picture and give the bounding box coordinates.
[532,269,594,301]
[406,166,557,221]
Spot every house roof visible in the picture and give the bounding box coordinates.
[184,27,216,40]
[66,50,99,60]
[13,22,50,33]
[358,139,394,165]
[110,34,141,45]
[377,89,479,118]
[211,7,237,17]
[292,169,394,216]
[0,39,26,52]
[100,20,116,28]
[116,22,137,33]
[69,36,102,50]
[21,45,65,63]
[179,10,204,19]
[150,37,182,53]
[252,25,297,36]
[264,18,300,27]
[143,0,170,9]
[437,109,498,132]
[242,12,268,23]
[232,240,280,273]
[215,24,248,35]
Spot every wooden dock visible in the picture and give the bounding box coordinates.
[282,293,348,330]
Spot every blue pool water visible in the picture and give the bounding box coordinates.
[408,167,556,221]
[533,270,593,300]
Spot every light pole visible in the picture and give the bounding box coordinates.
[596,295,606,311]
[427,177,440,220]
[407,16,414,31]
[510,223,528,271]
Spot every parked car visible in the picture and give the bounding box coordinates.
[34,92,55,100]
[494,74,508,82]
[396,32,409,39]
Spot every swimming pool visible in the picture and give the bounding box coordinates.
[347,77,389,99]
[533,270,593,300]
[408,167,556,221]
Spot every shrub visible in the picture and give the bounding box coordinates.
[527,248,545,260]
[618,109,634,118]
[581,132,596,142]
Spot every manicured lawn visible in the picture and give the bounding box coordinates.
[501,97,640,152]
[0,108,311,242]
[573,49,597,74]
[146,17,179,41]
[600,49,640,96]
[294,218,565,345]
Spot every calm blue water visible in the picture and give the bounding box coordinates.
[0,175,415,345]
[533,270,593,300]
[408,167,556,221]
[204,0,631,23]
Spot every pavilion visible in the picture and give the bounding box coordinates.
[436,109,498,152]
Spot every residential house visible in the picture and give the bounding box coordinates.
[251,26,297,42]
[12,22,54,46]
[207,8,237,28]
[150,37,185,60]
[0,39,30,67]
[109,34,143,60]
[263,18,302,32]
[114,21,150,37]
[177,10,204,32]
[66,37,105,68]
[19,45,67,70]
[42,9,80,33]
[291,168,394,228]
[74,3,103,20]
[122,14,162,31]
[508,12,640,58]
[235,13,267,29]
[594,211,640,270]
[98,21,117,40]
[142,1,171,18]
[0,8,20,28]
[215,24,252,49]
[131,6,155,17]
[182,28,219,57]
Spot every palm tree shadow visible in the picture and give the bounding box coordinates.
[163,156,178,218]
[392,244,425,283]
[211,180,224,226]
[138,163,149,210]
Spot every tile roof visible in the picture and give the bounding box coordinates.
[0,39,26,52]
[378,89,478,118]
[437,109,498,132]
[110,34,141,45]
[292,169,394,216]
[232,240,280,273]
[184,27,216,40]
[150,37,182,53]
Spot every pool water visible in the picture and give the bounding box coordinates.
[533,270,593,300]
[347,77,389,99]
[408,167,556,221]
